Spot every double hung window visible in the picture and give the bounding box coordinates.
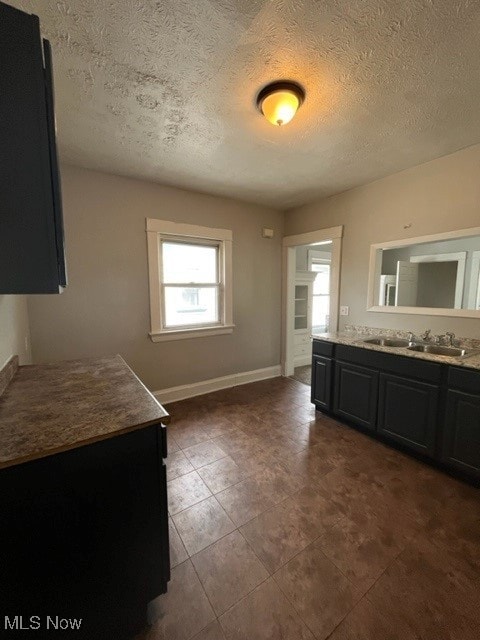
[146,220,233,341]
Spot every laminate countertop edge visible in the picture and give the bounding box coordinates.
[0,354,169,470]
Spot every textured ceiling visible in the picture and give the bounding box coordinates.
[9,0,480,208]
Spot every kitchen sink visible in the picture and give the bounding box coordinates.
[363,336,478,358]
[407,344,467,357]
[364,337,412,347]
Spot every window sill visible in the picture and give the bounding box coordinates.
[149,324,235,342]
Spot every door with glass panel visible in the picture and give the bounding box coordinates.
[311,261,330,333]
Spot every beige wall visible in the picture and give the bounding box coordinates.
[0,296,31,367]
[285,143,480,338]
[27,165,284,391]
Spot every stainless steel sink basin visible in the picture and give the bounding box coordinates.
[407,344,467,357]
[364,337,412,347]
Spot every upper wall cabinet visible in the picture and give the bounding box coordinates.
[0,2,66,294]
[367,227,480,318]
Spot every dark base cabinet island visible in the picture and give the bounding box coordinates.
[0,356,170,639]
[312,336,480,484]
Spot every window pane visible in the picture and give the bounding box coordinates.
[162,241,218,284]
[164,286,219,327]
[312,295,330,333]
[313,264,330,295]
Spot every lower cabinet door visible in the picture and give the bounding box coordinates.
[377,373,439,456]
[333,361,378,431]
[311,355,332,410]
[442,389,480,477]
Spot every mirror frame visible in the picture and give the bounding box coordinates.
[367,226,480,318]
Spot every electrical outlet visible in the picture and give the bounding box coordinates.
[340,306,349,316]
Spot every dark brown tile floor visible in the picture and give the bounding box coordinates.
[141,376,480,640]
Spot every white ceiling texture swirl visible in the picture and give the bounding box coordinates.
[10,0,480,208]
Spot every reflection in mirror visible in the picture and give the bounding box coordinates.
[370,229,480,316]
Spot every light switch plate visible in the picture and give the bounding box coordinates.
[340,306,349,316]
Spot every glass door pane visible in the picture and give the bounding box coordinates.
[295,284,308,330]
[312,263,330,332]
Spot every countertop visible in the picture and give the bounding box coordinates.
[312,330,480,371]
[0,355,169,470]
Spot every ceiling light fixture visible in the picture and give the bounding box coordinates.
[256,81,305,126]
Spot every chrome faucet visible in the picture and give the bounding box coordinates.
[433,332,459,346]
[445,332,457,346]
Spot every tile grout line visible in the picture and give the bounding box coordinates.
[361,523,431,609]
[168,516,188,568]
[187,557,220,640]
[272,540,369,639]
[165,382,468,639]
[194,527,275,623]
[173,495,236,555]
[270,546,323,640]
[184,513,297,637]
[321,539,411,640]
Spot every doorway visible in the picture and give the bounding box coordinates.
[282,226,343,380]
[309,248,332,333]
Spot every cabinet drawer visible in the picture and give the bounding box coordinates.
[378,373,439,457]
[447,367,480,395]
[312,340,334,357]
[335,345,442,384]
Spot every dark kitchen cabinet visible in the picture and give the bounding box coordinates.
[0,2,66,293]
[311,355,332,410]
[378,373,439,456]
[442,367,480,478]
[0,424,169,639]
[334,361,378,431]
[311,339,334,411]
[157,423,171,585]
[311,339,480,483]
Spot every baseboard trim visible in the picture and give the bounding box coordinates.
[153,365,282,404]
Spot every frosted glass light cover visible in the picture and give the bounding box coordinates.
[260,90,300,126]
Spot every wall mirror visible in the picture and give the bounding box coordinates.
[367,227,480,318]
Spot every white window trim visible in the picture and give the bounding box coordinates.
[409,252,466,309]
[307,249,331,271]
[467,251,480,310]
[146,219,234,342]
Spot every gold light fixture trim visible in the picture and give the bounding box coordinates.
[256,81,305,126]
